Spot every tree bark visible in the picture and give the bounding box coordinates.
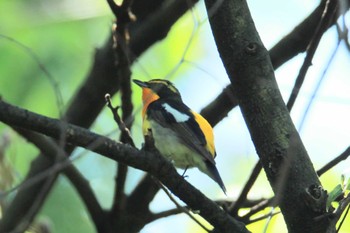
[204,0,331,232]
[0,99,250,233]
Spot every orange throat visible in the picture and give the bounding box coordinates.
[141,88,159,119]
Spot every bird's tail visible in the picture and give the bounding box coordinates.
[204,161,227,195]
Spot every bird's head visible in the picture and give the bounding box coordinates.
[133,79,182,118]
[133,79,182,103]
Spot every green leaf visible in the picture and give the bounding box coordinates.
[327,184,343,210]
[344,177,350,196]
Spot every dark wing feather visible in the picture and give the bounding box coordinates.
[147,100,216,165]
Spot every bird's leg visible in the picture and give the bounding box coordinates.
[144,128,156,151]
[181,166,189,178]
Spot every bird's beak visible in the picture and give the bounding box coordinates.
[133,79,149,88]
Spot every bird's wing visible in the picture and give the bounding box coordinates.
[147,100,216,165]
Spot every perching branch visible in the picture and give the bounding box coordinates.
[0,99,250,233]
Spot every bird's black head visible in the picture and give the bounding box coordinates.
[133,79,182,100]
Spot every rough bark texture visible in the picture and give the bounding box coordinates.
[204,0,330,232]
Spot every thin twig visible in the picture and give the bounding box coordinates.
[106,1,136,218]
[336,198,350,232]
[286,0,338,111]
[0,34,64,117]
[262,207,276,233]
[216,198,265,210]
[240,199,273,221]
[105,94,135,147]
[105,94,134,217]
[248,210,280,225]
[164,3,199,80]
[336,16,350,50]
[317,195,350,232]
[229,161,262,216]
[150,208,184,220]
[154,179,211,232]
[239,146,350,221]
[298,37,341,132]
[317,146,350,176]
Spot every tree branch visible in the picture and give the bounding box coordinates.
[317,146,350,176]
[106,0,135,218]
[238,145,350,223]
[229,161,262,216]
[204,0,330,232]
[286,0,339,110]
[322,195,350,232]
[0,99,250,233]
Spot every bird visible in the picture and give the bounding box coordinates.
[133,79,226,194]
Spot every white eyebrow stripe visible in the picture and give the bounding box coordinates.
[162,103,190,122]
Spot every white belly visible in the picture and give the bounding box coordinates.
[149,121,207,172]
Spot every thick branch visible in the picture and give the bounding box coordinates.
[201,84,238,126]
[204,0,330,232]
[0,100,250,233]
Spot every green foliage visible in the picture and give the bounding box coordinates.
[344,175,350,196]
[326,175,350,210]
[39,177,95,233]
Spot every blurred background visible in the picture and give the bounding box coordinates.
[0,0,349,232]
